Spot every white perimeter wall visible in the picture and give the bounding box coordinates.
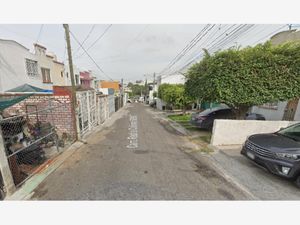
[211,119,299,146]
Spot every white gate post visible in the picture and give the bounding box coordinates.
[75,92,82,140]
[87,91,91,131]
[0,128,16,196]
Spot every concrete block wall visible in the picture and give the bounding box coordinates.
[211,119,299,146]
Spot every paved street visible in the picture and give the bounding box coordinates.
[31,103,250,200]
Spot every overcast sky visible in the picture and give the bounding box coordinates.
[0,24,290,83]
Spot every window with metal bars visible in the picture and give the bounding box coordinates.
[25,59,39,78]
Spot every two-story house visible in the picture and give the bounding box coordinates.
[0,39,68,92]
[0,39,52,92]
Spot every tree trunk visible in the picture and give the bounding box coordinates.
[234,105,250,119]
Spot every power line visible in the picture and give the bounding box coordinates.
[72,24,96,56]
[175,24,288,75]
[171,24,252,75]
[90,24,150,62]
[159,24,213,75]
[75,24,112,60]
[251,24,287,45]
[162,24,236,76]
[180,25,248,70]
[36,24,44,43]
[69,29,113,81]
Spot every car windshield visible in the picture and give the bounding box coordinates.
[277,124,300,142]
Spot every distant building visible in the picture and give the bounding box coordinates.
[99,80,120,94]
[79,71,94,89]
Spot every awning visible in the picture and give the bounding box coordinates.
[6,84,53,93]
[0,84,52,112]
[0,94,33,111]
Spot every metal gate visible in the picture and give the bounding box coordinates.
[89,91,97,127]
[0,105,60,187]
[77,91,89,136]
[77,90,98,137]
[98,95,108,124]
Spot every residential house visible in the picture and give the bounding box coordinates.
[0,39,68,93]
[64,64,80,86]
[79,70,94,89]
[33,44,65,87]
[251,29,300,121]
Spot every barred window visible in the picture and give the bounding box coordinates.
[41,68,51,83]
[25,59,39,78]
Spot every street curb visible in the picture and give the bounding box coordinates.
[154,110,258,200]
[5,141,84,200]
[206,153,259,200]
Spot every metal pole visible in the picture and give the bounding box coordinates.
[63,24,78,141]
[0,125,16,196]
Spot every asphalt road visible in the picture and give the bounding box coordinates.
[31,103,250,200]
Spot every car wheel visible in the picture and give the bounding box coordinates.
[295,176,300,188]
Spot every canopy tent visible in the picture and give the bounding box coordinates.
[0,94,32,111]
[6,84,53,93]
[0,84,52,112]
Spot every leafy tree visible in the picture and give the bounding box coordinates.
[185,41,300,118]
[128,84,144,97]
[158,83,193,112]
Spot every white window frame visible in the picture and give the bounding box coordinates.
[41,67,51,83]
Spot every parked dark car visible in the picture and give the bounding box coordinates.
[241,123,300,187]
[190,107,265,130]
[245,112,265,120]
[150,99,156,108]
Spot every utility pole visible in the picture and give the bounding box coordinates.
[63,24,78,141]
[121,78,124,107]
[153,72,156,91]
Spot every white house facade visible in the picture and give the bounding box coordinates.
[0,39,53,92]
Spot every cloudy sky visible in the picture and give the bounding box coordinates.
[0,24,290,83]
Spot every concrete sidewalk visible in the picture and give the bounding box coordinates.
[210,146,300,200]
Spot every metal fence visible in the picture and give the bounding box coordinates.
[0,103,74,187]
[97,95,109,124]
[77,91,89,137]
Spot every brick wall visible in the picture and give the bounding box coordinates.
[1,86,76,139]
